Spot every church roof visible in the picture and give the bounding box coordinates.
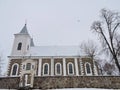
[19,24,29,35]
[27,46,84,57]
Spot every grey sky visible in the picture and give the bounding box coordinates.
[0,0,120,72]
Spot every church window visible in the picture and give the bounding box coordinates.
[85,62,92,75]
[55,63,62,75]
[17,42,22,50]
[23,65,25,69]
[43,63,49,75]
[32,65,34,69]
[26,63,31,70]
[27,45,29,50]
[68,62,74,75]
[11,63,19,76]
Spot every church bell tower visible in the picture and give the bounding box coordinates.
[11,24,31,56]
[8,24,35,87]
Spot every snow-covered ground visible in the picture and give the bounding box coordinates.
[0,88,119,90]
[34,88,119,90]
[52,88,116,90]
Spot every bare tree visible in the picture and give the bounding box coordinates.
[94,59,104,75]
[80,40,104,75]
[80,40,98,59]
[91,8,120,73]
[103,62,115,75]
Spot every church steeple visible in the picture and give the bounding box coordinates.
[11,24,32,56]
[19,24,29,35]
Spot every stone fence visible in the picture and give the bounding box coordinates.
[0,76,120,89]
[0,76,20,89]
[34,76,120,89]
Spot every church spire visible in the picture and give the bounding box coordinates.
[19,24,29,35]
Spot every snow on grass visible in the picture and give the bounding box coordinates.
[36,88,119,90]
[47,88,113,90]
[0,88,118,90]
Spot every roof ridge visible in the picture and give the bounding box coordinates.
[34,45,79,47]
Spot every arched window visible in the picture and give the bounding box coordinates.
[43,63,49,75]
[26,63,31,70]
[55,63,62,75]
[67,62,74,75]
[85,62,92,75]
[11,63,19,76]
[17,42,22,50]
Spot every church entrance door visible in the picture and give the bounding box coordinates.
[24,74,31,87]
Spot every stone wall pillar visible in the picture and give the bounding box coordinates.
[51,58,54,76]
[74,58,79,76]
[80,59,84,75]
[63,58,66,76]
[38,58,42,76]
[93,59,98,76]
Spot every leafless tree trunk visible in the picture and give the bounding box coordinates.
[91,8,120,73]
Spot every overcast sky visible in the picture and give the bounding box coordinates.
[0,0,120,71]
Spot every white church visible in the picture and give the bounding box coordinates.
[7,24,98,87]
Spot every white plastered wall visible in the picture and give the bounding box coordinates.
[11,34,31,56]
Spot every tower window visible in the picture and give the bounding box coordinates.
[27,45,29,50]
[17,42,22,50]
